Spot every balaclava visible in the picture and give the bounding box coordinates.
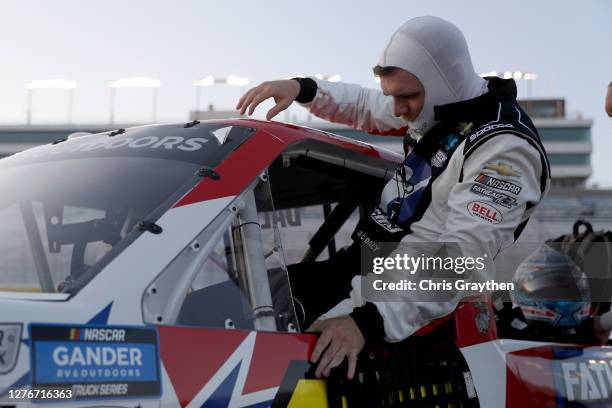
[377,16,486,138]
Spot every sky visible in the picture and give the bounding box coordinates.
[0,0,610,185]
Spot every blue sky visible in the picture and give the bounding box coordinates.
[0,0,610,185]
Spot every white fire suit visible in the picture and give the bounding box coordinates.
[302,77,550,342]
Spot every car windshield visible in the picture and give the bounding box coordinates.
[0,123,253,294]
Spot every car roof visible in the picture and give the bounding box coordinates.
[174,119,403,207]
[4,119,403,208]
[205,118,402,159]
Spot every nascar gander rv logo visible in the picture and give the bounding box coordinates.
[29,324,161,400]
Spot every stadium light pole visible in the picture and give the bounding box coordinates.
[226,75,249,96]
[108,77,161,125]
[522,72,538,99]
[25,79,77,125]
[191,75,249,119]
[192,75,214,115]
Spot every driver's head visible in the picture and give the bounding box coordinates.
[512,244,591,328]
[375,16,485,137]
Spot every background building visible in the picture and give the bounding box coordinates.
[518,99,592,189]
[309,98,592,189]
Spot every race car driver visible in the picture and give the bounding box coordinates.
[237,16,550,380]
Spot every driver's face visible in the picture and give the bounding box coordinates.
[380,69,425,121]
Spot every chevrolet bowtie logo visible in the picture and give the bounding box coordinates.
[483,162,521,177]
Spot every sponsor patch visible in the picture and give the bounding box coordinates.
[482,162,521,178]
[470,184,518,208]
[474,173,522,195]
[369,207,404,234]
[29,324,161,401]
[431,150,448,167]
[10,124,255,166]
[467,201,502,224]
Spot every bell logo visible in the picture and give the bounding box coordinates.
[467,201,502,224]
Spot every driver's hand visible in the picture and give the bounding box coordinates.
[236,79,300,120]
[307,316,365,380]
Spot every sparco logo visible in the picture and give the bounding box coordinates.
[474,174,522,195]
[469,123,514,142]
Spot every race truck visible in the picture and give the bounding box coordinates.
[0,119,611,407]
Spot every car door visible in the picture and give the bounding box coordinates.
[142,171,332,407]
